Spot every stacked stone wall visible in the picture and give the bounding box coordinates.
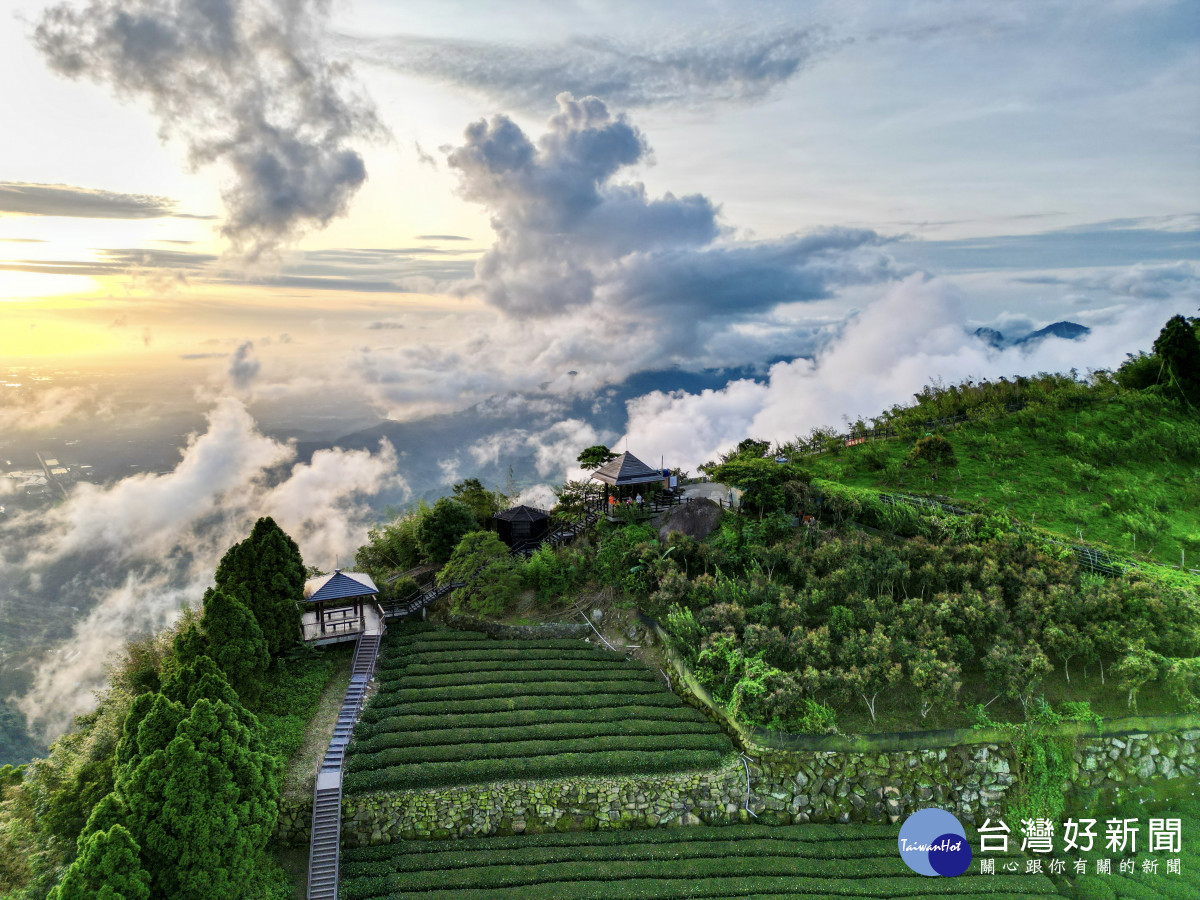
[274,727,1199,846]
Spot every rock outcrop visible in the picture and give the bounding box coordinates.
[658,498,723,543]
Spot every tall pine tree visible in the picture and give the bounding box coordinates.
[213,517,304,657]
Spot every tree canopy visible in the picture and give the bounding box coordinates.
[213,517,304,657]
[416,498,477,565]
[198,589,269,706]
[452,478,507,526]
[576,445,617,470]
[439,531,523,617]
[47,824,151,900]
[114,699,279,900]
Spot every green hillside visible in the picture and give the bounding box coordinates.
[801,387,1199,570]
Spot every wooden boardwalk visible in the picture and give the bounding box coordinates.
[306,629,381,900]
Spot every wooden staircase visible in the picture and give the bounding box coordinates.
[306,629,381,900]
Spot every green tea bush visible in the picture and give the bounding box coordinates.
[355,703,703,736]
[343,748,728,794]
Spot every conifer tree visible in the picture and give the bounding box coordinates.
[118,699,279,900]
[199,589,269,706]
[47,824,151,900]
[213,517,304,657]
[161,655,243,711]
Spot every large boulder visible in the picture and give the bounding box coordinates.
[658,498,723,543]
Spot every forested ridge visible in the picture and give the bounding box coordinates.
[0,518,334,900]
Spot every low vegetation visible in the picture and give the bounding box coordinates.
[345,623,731,793]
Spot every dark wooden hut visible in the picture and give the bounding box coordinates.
[493,505,552,548]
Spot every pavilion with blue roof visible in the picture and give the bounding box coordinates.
[301,569,383,645]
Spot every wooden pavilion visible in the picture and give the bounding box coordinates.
[301,570,383,645]
[590,451,669,512]
[493,505,553,548]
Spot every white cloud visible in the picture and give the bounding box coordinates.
[2,397,401,738]
[620,273,1196,470]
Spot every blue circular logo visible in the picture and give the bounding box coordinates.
[898,808,972,877]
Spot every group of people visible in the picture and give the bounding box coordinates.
[608,492,645,510]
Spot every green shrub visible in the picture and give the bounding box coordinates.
[374,679,667,704]
[399,659,641,678]
[1073,877,1117,900]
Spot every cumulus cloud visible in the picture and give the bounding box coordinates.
[0,181,209,219]
[342,27,833,111]
[468,418,612,480]
[227,340,261,388]
[447,93,894,320]
[516,483,558,510]
[339,95,893,423]
[619,273,1198,471]
[34,0,382,258]
[1,397,402,737]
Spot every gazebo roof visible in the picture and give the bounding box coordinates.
[494,505,551,523]
[590,451,664,487]
[303,570,378,604]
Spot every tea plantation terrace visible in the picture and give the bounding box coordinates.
[339,823,1059,899]
[344,623,732,793]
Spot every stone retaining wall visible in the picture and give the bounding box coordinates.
[275,794,312,846]
[340,764,746,847]
[270,727,1199,847]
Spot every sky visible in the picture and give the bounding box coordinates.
[0,0,1198,741]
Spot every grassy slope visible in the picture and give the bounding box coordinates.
[346,623,731,793]
[803,393,1199,570]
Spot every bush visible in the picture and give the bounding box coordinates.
[399,659,641,677]
[374,679,667,704]
[524,544,589,602]
[364,689,686,721]
[395,667,656,690]
[438,530,524,616]
[1073,877,1117,900]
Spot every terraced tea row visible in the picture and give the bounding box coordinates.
[340,824,1060,899]
[346,623,732,793]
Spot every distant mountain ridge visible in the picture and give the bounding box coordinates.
[973,320,1090,349]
